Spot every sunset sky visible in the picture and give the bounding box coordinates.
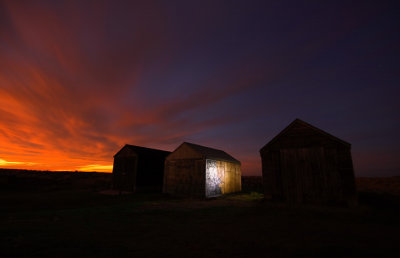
[0,0,399,176]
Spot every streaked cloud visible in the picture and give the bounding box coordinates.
[0,158,37,166]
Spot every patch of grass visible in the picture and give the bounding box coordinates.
[1,171,400,257]
[1,189,399,257]
[225,191,264,201]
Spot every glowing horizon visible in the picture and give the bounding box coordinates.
[0,158,113,173]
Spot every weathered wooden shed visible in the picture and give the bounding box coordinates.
[260,119,357,206]
[112,144,170,192]
[163,142,241,198]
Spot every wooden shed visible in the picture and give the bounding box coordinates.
[163,142,241,198]
[112,144,170,192]
[260,119,357,206]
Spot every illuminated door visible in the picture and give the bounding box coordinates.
[205,159,222,197]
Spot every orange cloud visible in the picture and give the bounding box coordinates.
[0,1,268,175]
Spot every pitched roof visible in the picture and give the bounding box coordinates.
[114,144,171,157]
[260,118,351,151]
[182,142,240,164]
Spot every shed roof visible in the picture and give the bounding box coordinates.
[260,119,351,152]
[114,144,171,158]
[179,142,240,164]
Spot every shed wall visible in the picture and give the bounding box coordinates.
[205,159,241,198]
[163,159,205,197]
[262,146,356,205]
[112,146,169,192]
[261,121,356,205]
[112,155,138,192]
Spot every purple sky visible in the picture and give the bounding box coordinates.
[0,0,399,176]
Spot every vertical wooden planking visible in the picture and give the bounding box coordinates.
[261,119,357,205]
[112,156,137,192]
[164,159,206,197]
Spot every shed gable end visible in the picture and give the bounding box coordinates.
[114,145,137,158]
[261,119,350,152]
[166,143,204,160]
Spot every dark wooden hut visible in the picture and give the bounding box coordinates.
[112,144,170,192]
[260,119,357,205]
[163,142,241,198]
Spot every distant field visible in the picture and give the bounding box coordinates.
[0,168,112,192]
[356,176,400,196]
[1,168,399,195]
[1,169,399,257]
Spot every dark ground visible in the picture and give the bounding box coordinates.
[1,169,399,257]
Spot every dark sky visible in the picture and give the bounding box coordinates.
[0,0,399,176]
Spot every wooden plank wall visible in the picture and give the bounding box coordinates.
[163,159,205,197]
[205,160,241,197]
[262,147,356,205]
[205,160,221,197]
[112,156,137,192]
[220,161,241,194]
[261,122,357,205]
[261,150,281,199]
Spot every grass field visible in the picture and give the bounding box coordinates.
[1,169,399,257]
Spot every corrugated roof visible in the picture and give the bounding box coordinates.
[183,142,240,164]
